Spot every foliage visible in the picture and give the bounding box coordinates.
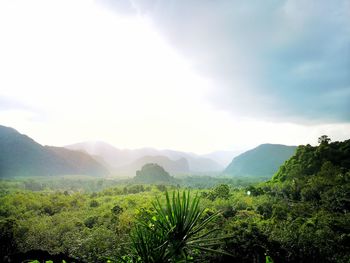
[273,139,350,182]
[1,139,350,262]
[318,135,331,144]
[206,184,230,200]
[130,191,230,262]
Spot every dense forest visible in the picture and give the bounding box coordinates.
[0,139,349,262]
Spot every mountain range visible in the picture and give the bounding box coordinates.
[0,124,298,179]
[65,141,226,173]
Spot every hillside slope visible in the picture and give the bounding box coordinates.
[202,150,242,167]
[47,146,109,176]
[0,125,108,177]
[224,144,297,177]
[273,139,350,182]
[244,139,350,262]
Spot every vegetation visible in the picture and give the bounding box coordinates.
[130,191,229,262]
[134,163,176,184]
[0,139,349,262]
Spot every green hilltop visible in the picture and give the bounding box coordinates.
[134,163,176,184]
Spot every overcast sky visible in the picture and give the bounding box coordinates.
[0,0,349,154]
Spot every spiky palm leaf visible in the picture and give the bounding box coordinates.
[130,224,167,263]
[131,191,231,262]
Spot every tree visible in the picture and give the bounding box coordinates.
[208,184,230,200]
[318,135,331,145]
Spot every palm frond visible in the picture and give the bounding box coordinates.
[130,190,233,262]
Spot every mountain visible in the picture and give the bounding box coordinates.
[0,125,108,177]
[66,141,156,168]
[133,163,176,184]
[160,149,223,172]
[118,155,189,175]
[66,141,223,173]
[224,144,297,177]
[202,150,242,167]
[47,146,109,176]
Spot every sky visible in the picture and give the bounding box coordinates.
[0,0,349,154]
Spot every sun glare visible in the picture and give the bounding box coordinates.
[0,0,217,152]
[0,0,349,153]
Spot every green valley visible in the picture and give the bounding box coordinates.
[1,136,349,262]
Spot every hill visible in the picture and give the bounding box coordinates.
[243,138,350,262]
[272,139,350,182]
[0,125,108,177]
[118,155,189,175]
[133,163,176,184]
[224,144,297,177]
[66,141,223,173]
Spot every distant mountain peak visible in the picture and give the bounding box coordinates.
[224,143,297,178]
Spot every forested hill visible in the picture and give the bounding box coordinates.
[244,138,350,262]
[272,139,350,182]
[117,155,190,175]
[224,144,297,177]
[134,163,176,184]
[0,125,108,177]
